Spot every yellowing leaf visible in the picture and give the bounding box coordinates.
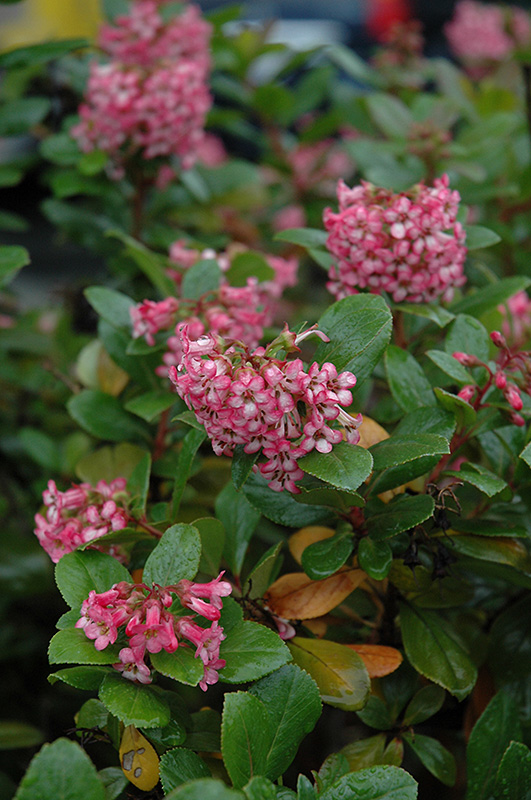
[288,526,335,565]
[357,416,390,449]
[97,347,129,396]
[120,725,159,792]
[265,569,367,620]
[303,618,329,637]
[344,644,403,678]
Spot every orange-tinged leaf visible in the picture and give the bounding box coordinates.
[303,618,329,637]
[265,569,367,620]
[289,526,335,565]
[120,725,159,791]
[345,644,403,678]
[357,416,390,449]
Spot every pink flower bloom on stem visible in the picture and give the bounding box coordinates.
[114,647,152,684]
[169,324,363,493]
[324,174,467,304]
[131,297,179,345]
[445,1,531,69]
[177,572,233,621]
[499,291,531,348]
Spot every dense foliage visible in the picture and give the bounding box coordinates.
[1,1,531,799]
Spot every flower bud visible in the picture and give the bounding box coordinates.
[490,330,507,348]
[495,371,507,389]
[457,384,475,403]
[510,412,526,427]
[452,351,481,367]
[505,385,523,411]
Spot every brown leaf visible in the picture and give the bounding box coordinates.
[265,569,367,620]
[288,526,335,565]
[344,644,403,678]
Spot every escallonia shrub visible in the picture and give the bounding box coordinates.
[2,1,531,799]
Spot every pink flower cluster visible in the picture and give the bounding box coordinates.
[76,573,232,690]
[445,1,531,67]
[71,1,212,178]
[499,291,531,348]
[169,325,362,493]
[34,479,129,563]
[131,244,298,375]
[453,330,531,426]
[324,174,467,304]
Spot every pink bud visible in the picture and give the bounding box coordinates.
[510,412,526,427]
[490,331,506,348]
[457,384,475,403]
[452,351,480,367]
[505,385,523,411]
[495,372,507,389]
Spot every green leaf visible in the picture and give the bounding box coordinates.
[444,533,531,572]
[0,208,29,231]
[151,647,204,686]
[301,530,353,581]
[48,666,109,692]
[194,517,226,577]
[357,696,394,731]
[319,765,418,800]
[358,538,392,580]
[107,230,176,296]
[84,286,135,330]
[400,603,477,700]
[48,629,120,666]
[248,664,322,781]
[19,427,59,470]
[181,259,221,300]
[466,693,522,800]
[160,748,210,795]
[75,442,147,485]
[494,742,531,800]
[67,390,150,443]
[126,451,151,514]
[366,94,413,138]
[244,542,283,599]
[222,692,271,789]
[164,778,244,799]
[366,495,435,541]
[0,244,30,287]
[143,523,201,585]
[99,673,170,728]
[232,445,259,491]
[395,303,455,328]
[339,734,386,772]
[225,252,275,286]
[40,132,81,165]
[465,225,501,250]
[287,638,370,711]
[445,314,490,362]
[393,406,456,441]
[243,472,332,527]
[125,391,176,422]
[451,277,531,317]
[216,482,261,577]
[274,228,328,248]
[78,149,108,176]
[13,738,105,800]
[0,38,88,68]
[434,387,477,428]
[403,733,456,787]
[315,295,393,388]
[488,595,531,729]
[325,43,384,88]
[0,97,51,135]
[243,776,277,800]
[446,462,507,497]
[385,346,435,411]
[519,441,531,468]
[171,427,206,520]
[403,685,446,726]
[299,443,373,493]
[371,435,449,471]
[55,550,131,609]
[98,319,160,388]
[219,621,291,684]
[426,350,475,385]
[0,722,43,750]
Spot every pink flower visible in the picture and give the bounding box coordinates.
[324,175,467,304]
[131,297,179,345]
[176,572,232,621]
[114,647,152,684]
[499,291,531,347]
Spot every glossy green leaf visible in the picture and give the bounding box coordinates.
[0,722,43,750]
[488,595,531,728]
[84,286,135,330]
[433,387,477,428]
[385,346,435,411]
[99,673,170,728]
[194,517,226,577]
[465,225,502,250]
[151,647,204,686]
[243,472,331,528]
[232,445,259,491]
[366,494,435,541]
[358,538,392,580]
[445,533,531,571]
[160,748,210,794]
[13,738,105,800]
[371,435,449,471]
[340,734,386,771]
[301,530,353,580]
[171,427,206,520]
[451,277,531,317]
[48,666,109,691]
[273,228,328,248]
[319,765,418,800]
[519,441,531,468]
[393,407,456,441]
[107,230,175,296]
[396,303,455,328]
[445,315,490,362]
[287,638,370,711]
[225,251,275,286]
[221,692,271,788]
[400,604,477,700]
[164,778,244,799]
[298,443,373,493]
[494,742,531,800]
[0,244,30,287]
[426,350,475,385]
[403,733,456,787]
[143,523,201,585]
[67,390,150,442]
[315,295,393,388]
[126,451,151,514]
[216,481,261,577]
[55,550,131,609]
[357,696,394,731]
[249,664,322,781]
[219,621,291,684]
[295,485,365,511]
[125,392,176,422]
[181,259,221,300]
[48,629,120,666]
[143,718,187,750]
[466,692,522,800]
[403,685,446,726]
[243,776,277,800]
[244,542,283,599]
[98,319,160,388]
[445,462,507,497]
